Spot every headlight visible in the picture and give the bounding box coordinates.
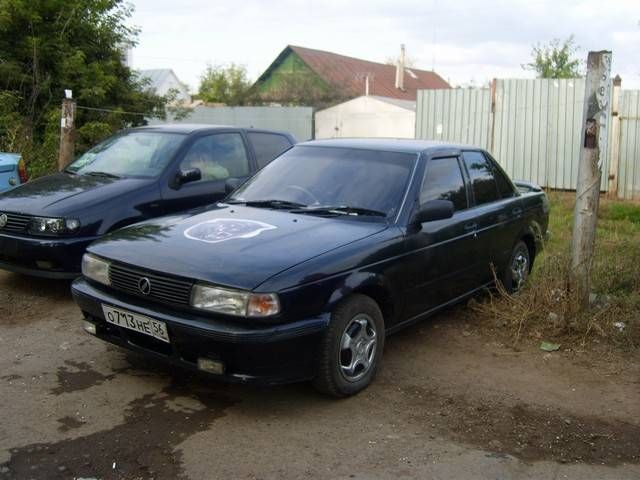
[82,253,111,286]
[29,217,80,236]
[191,284,280,317]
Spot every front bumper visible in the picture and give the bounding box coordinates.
[0,233,97,278]
[71,278,330,385]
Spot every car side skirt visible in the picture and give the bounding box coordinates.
[386,281,493,335]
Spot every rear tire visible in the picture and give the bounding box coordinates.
[502,240,531,293]
[313,294,385,397]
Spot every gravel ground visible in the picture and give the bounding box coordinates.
[0,271,638,479]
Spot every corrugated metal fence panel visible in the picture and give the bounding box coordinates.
[415,89,491,149]
[149,106,314,141]
[416,79,614,191]
[618,90,640,200]
[492,79,598,190]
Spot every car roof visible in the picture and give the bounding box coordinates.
[131,124,294,138]
[298,138,482,154]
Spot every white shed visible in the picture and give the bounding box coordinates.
[315,95,415,139]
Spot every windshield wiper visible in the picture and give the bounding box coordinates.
[292,205,387,218]
[228,199,308,209]
[84,171,120,179]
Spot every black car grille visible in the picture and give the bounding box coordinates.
[0,212,31,233]
[109,262,194,306]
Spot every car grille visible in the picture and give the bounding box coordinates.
[0,212,31,233]
[109,262,194,306]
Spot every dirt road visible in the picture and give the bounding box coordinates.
[0,271,638,479]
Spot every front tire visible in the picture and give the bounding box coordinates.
[313,294,385,397]
[502,240,531,293]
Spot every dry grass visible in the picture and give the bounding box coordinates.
[473,192,640,350]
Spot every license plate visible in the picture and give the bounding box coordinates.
[102,305,170,343]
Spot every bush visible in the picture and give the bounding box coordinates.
[473,193,640,350]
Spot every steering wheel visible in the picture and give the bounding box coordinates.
[283,185,320,205]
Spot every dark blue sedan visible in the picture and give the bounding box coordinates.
[72,139,549,396]
[0,125,294,278]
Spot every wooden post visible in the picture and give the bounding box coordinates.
[58,94,76,171]
[489,78,497,154]
[607,75,622,198]
[570,51,612,308]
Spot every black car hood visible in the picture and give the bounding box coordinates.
[88,204,389,290]
[0,173,151,217]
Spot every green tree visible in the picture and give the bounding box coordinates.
[198,63,252,105]
[524,36,583,79]
[0,0,171,177]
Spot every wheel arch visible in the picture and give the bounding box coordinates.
[517,220,545,270]
[521,232,536,267]
[326,272,396,327]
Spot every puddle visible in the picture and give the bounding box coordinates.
[51,360,115,395]
[2,375,237,479]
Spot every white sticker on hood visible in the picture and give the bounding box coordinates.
[184,218,277,244]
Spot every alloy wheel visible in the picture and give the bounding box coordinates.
[511,249,529,291]
[338,314,377,382]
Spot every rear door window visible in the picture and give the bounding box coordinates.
[247,132,293,169]
[420,157,468,211]
[487,155,516,198]
[462,151,500,206]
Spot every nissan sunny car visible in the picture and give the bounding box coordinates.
[72,139,549,396]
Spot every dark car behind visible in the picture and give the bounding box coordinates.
[0,125,295,278]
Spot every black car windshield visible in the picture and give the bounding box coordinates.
[65,131,184,178]
[230,146,417,218]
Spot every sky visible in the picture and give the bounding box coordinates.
[128,0,640,92]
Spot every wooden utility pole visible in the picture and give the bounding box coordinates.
[58,91,76,171]
[570,51,612,308]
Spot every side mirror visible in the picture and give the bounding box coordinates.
[414,200,455,224]
[224,177,244,194]
[175,168,201,187]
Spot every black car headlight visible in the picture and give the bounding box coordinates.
[29,217,80,236]
[81,253,111,286]
[191,283,280,317]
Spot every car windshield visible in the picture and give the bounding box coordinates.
[65,131,184,178]
[230,146,417,218]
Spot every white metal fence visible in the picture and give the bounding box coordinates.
[618,90,640,200]
[150,105,314,141]
[416,79,640,199]
[416,88,491,149]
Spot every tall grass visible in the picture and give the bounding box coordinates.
[474,192,640,350]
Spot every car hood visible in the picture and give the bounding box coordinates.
[88,204,389,290]
[0,173,151,216]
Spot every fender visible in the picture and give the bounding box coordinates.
[325,271,399,326]
[524,219,545,250]
[512,219,545,267]
[103,215,147,235]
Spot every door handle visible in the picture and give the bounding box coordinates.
[512,207,523,216]
[464,222,478,238]
[464,222,478,231]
